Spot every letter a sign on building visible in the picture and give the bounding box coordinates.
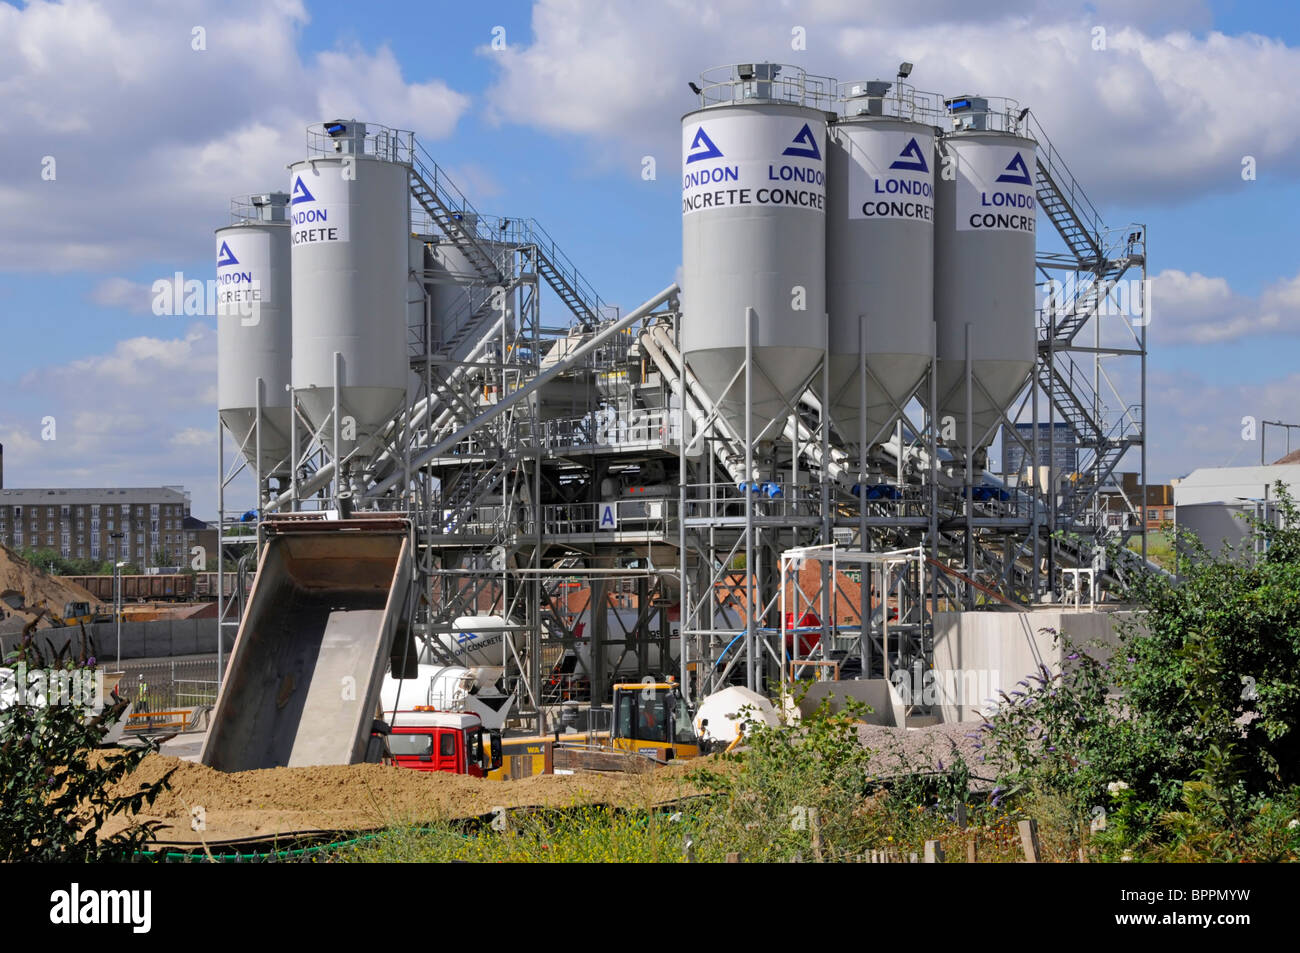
[597,503,618,530]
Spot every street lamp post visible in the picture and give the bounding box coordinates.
[111,531,125,665]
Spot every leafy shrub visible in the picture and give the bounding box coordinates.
[978,483,1300,855]
[0,625,173,861]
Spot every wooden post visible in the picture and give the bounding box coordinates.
[684,838,695,863]
[966,835,977,864]
[956,802,968,828]
[924,840,944,863]
[726,851,742,863]
[1018,819,1042,863]
[909,851,919,864]
[810,808,823,862]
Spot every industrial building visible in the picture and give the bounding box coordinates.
[1173,462,1300,557]
[205,62,1154,766]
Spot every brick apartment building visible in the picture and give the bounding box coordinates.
[1098,472,1174,531]
[0,485,203,567]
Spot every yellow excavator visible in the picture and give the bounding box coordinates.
[486,681,701,779]
[608,680,701,762]
[0,591,96,628]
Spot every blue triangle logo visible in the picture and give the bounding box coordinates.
[216,241,239,267]
[889,137,929,173]
[781,123,821,160]
[995,152,1033,185]
[686,126,723,163]
[290,176,315,204]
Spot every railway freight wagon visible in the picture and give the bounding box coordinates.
[65,572,247,603]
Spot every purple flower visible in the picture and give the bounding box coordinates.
[937,759,945,771]
[1066,653,1079,660]
[86,656,96,667]
[1046,745,1056,752]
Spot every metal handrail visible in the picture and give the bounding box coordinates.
[475,213,606,322]
[695,63,837,111]
[1025,110,1104,250]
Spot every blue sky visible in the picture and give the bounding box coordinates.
[2,0,1299,517]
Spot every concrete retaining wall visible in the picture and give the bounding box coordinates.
[930,609,1138,722]
[2,618,221,662]
[797,678,907,726]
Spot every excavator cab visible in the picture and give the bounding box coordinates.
[610,681,700,762]
[62,602,92,625]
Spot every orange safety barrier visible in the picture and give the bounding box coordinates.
[124,709,191,732]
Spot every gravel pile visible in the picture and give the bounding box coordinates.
[857,720,995,787]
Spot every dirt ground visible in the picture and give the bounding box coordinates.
[0,543,99,633]
[105,754,713,844]
[104,719,989,846]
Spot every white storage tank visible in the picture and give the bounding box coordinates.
[933,96,1037,460]
[426,218,515,362]
[289,120,410,469]
[216,192,293,480]
[826,80,938,450]
[681,63,832,444]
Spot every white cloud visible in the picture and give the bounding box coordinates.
[169,427,214,448]
[0,0,472,272]
[1148,368,1300,478]
[482,1,1300,202]
[88,277,154,315]
[1150,268,1300,344]
[1,324,221,513]
[312,46,470,139]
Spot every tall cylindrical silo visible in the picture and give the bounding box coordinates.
[933,97,1037,460]
[681,63,831,446]
[826,81,937,452]
[216,192,293,480]
[289,121,409,469]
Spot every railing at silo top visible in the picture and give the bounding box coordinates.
[695,63,837,111]
[835,80,947,126]
[304,121,415,164]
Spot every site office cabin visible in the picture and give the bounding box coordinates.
[379,708,503,777]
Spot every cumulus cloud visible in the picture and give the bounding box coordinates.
[0,0,472,272]
[1150,268,1300,344]
[482,1,1299,203]
[0,324,221,513]
[88,277,155,315]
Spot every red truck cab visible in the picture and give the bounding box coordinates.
[381,708,503,776]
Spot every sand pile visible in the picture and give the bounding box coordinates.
[105,754,713,843]
[0,543,99,632]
